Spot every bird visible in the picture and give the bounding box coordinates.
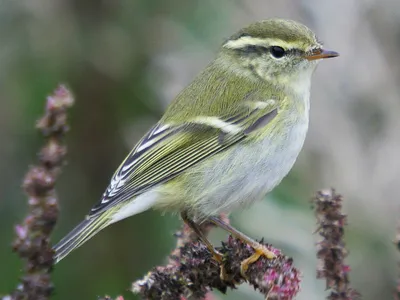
[53,18,338,275]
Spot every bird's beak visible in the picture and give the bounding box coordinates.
[305,49,339,61]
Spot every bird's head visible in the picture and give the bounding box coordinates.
[220,19,338,85]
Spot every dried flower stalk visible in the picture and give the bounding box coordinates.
[4,85,74,300]
[313,189,360,300]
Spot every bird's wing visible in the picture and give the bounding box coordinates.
[88,100,278,216]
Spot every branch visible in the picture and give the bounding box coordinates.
[3,85,74,300]
[132,216,300,300]
[312,189,360,300]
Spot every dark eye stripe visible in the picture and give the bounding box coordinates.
[239,45,269,55]
[237,45,305,57]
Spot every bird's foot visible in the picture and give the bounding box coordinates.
[240,243,276,279]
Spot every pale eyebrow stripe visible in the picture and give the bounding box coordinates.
[223,36,295,50]
[223,36,323,52]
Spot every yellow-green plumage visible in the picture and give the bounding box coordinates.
[53,18,338,263]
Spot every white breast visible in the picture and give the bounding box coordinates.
[186,79,312,219]
[181,111,309,220]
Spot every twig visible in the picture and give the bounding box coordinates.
[132,216,300,300]
[3,85,74,300]
[312,189,360,300]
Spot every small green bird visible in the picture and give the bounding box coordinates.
[54,18,338,273]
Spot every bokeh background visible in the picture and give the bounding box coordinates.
[1,0,399,299]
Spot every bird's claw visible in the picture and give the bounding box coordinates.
[240,244,276,279]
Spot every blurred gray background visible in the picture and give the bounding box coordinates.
[0,0,398,299]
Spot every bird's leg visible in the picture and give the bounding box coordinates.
[208,216,276,278]
[180,212,223,263]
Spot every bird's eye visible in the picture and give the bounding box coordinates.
[270,46,286,59]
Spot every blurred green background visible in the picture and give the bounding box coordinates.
[1,1,399,299]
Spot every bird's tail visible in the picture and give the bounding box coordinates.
[53,215,109,263]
